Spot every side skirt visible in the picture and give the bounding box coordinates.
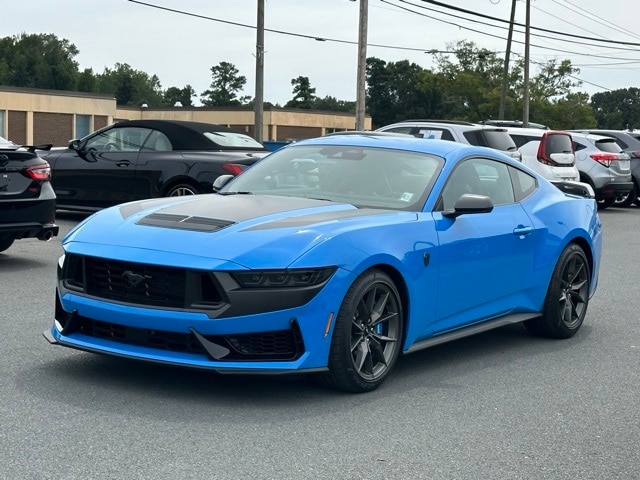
[405,312,541,354]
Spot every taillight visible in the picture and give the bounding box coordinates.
[590,153,619,167]
[25,162,52,181]
[222,164,244,175]
[627,151,640,159]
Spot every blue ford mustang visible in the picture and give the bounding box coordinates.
[45,134,602,392]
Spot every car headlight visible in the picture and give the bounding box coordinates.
[232,267,336,288]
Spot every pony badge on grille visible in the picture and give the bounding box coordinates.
[122,271,151,287]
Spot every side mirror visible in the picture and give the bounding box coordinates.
[69,139,81,151]
[212,174,234,192]
[443,194,494,219]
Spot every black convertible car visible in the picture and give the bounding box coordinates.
[42,120,269,211]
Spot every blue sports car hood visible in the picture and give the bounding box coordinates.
[63,194,418,270]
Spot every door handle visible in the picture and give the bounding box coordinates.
[116,160,131,167]
[513,225,533,237]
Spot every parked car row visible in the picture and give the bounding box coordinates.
[376,120,637,209]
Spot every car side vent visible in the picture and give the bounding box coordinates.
[137,213,235,232]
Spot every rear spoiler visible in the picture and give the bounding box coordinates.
[551,180,595,199]
[24,144,53,153]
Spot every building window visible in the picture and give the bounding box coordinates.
[75,114,91,139]
[0,110,5,138]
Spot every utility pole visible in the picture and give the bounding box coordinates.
[498,0,517,120]
[254,0,264,142]
[355,0,368,131]
[523,0,531,128]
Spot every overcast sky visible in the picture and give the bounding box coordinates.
[3,0,640,106]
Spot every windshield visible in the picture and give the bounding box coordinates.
[223,144,443,211]
[204,131,265,149]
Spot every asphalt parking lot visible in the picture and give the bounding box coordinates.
[1,207,638,479]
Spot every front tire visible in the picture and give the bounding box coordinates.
[166,183,201,197]
[318,269,403,393]
[525,243,590,339]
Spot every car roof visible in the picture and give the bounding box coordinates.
[108,119,267,151]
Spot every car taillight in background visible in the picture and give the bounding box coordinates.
[626,151,640,159]
[222,164,245,175]
[590,153,620,168]
[25,162,52,181]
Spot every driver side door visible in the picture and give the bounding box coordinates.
[52,126,151,210]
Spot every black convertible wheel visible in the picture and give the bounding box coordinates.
[525,243,590,339]
[319,269,403,393]
[167,184,200,197]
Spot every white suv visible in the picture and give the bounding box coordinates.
[375,120,522,161]
[504,128,580,182]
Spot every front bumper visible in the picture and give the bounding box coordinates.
[45,266,353,373]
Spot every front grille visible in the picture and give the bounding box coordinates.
[85,257,186,308]
[71,316,304,361]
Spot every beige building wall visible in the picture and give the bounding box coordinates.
[1,86,371,146]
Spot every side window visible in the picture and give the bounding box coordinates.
[509,166,537,201]
[439,157,515,210]
[85,127,152,152]
[382,126,414,135]
[573,140,586,152]
[141,130,173,151]
[416,128,455,141]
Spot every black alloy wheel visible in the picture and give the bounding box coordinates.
[318,269,403,393]
[525,243,590,338]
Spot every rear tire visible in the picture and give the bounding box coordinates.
[317,269,403,393]
[525,243,590,339]
[614,182,637,208]
[597,197,614,209]
[0,238,15,253]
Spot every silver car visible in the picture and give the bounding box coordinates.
[571,132,633,209]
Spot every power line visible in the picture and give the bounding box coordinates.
[418,0,640,47]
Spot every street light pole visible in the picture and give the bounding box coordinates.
[355,0,368,131]
[498,0,517,120]
[254,0,264,142]
[522,0,531,128]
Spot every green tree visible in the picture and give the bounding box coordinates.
[96,63,163,106]
[366,58,444,127]
[200,61,248,106]
[312,95,355,113]
[591,88,640,129]
[163,85,196,107]
[0,33,80,90]
[285,76,316,109]
[433,40,505,121]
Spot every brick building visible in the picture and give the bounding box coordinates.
[0,86,370,147]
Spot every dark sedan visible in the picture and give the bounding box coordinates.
[0,135,58,253]
[42,120,269,211]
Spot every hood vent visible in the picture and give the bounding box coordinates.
[137,213,235,232]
